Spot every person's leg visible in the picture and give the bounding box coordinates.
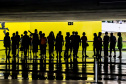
[49,45,52,56]
[106,44,108,56]
[17,44,19,56]
[118,49,122,58]
[82,47,84,56]
[104,45,106,56]
[84,47,87,57]
[93,46,95,56]
[113,47,116,56]
[70,44,72,56]
[110,46,112,56]
[8,46,10,56]
[40,45,42,56]
[100,47,102,57]
[5,47,7,57]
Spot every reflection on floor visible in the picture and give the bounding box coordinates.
[0,80,126,84]
[0,50,126,82]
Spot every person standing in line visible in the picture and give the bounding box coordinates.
[117,32,122,58]
[15,31,20,56]
[55,31,64,58]
[40,33,47,58]
[11,33,16,56]
[4,32,10,58]
[28,29,39,57]
[73,32,81,58]
[4,32,11,79]
[97,32,102,58]
[47,31,55,58]
[70,31,75,56]
[22,31,30,56]
[39,31,42,55]
[103,32,109,57]
[110,33,116,57]
[11,33,18,79]
[64,32,71,58]
[93,33,98,56]
[81,32,88,58]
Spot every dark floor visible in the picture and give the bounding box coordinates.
[0,50,126,82]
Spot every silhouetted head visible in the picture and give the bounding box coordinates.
[66,32,70,36]
[118,32,121,37]
[51,31,54,36]
[110,33,113,36]
[13,33,15,37]
[83,32,85,36]
[75,32,78,35]
[98,32,102,36]
[42,33,45,37]
[35,29,37,34]
[21,34,23,38]
[39,31,42,35]
[94,33,97,37]
[105,32,108,36]
[24,31,27,35]
[59,31,61,35]
[16,31,18,35]
[6,32,9,36]
[72,31,75,35]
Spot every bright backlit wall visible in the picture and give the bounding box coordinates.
[0,21,102,50]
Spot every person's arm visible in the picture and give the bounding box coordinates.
[28,30,33,35]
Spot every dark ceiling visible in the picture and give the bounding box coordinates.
[0,0,126,21]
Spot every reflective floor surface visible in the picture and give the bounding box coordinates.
[0,50,126,83]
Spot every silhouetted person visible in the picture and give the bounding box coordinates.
[93,33,98,56]
[20,34,23,51]
[39,33,46,80]
[40,33,47,57]
[73,32,80,79]
[55,31,64,58]
[70,31,75,56]
[55,31,64,80]
[15,31,20,56]
[39,31,42,55]
[97,32,102,80]
[81,32,88,57]
[29,29,39,56]
[73,32,81,58]
[110,33,116,57]
[64,32,70,58]
[20,34,24,61]
[64,32,70,74]
[11,33,18,79]
[22,31,30,79]
[47,31,55,57]
[97,32,102,57]
[11,33,16,56]
[103,32,109,56]
[22,31,30,56]
[4,32,10,58]
[4,32,10,79]
[29,34,33,60]
[117,32,122,58]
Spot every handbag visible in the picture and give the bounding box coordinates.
[86,43,89,46]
